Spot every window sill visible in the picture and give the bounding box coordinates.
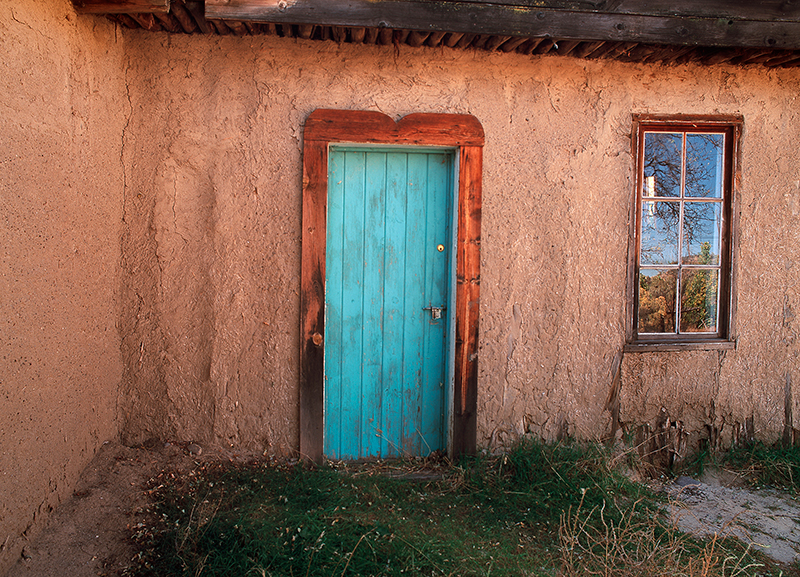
[624,339,736,353]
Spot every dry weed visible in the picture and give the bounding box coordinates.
[559,489,764,577]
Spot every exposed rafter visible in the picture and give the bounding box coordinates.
[73,0,170,14]
[205,0,800,50]
[72,0,800,68]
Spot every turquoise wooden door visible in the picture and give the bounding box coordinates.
[325,147,454,460]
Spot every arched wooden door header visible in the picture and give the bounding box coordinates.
[299,109,483,463]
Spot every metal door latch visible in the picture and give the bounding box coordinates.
[423,305,446,320]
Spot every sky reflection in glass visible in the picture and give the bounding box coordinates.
[643,133,682,198]
[686,134,724,198]
[682,202,721,265]
[641,200,678,265]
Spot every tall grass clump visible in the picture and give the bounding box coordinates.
[724,441,800,492]
[462,438,654,526]
[558,491,764,577]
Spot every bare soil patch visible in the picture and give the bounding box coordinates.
[667,472,800,567]
[6,441,225,577]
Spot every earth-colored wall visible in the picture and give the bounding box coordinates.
[0,1,125,572]
[3,4,798,575]
[119,30,800,459]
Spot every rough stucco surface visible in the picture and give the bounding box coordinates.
[119,32,800,458]
[0,1,125,572]
[1,6,798,575]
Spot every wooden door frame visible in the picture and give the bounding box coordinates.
[300,109,484,463]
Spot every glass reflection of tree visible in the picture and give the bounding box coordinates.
[680,242,718,332]
[639,132,723,335]
[639,271,676,333]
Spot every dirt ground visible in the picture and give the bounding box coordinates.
[5,441,227,577]
[5,441,800,576]
[667,473,800,567]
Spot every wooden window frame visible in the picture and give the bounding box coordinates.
[300,109,484,462]
[625,115,741,353]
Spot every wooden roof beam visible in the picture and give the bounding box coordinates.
[205,0,800,50]
[73,0,170,14]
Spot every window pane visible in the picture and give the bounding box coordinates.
[641,201,679,265]
[686,133,724,198]
[680,269,719,333]
[643,132,682,198]
[682,202,721,265]
[638,269,677,334]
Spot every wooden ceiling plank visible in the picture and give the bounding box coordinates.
[778,54,800,67]
[443,32,465,47]
[471,35,491,49]
[226,20,250,35]
[583,39,621,58]
[639,44,679,63]
[485,35,512,51]
[621,43,657,60]
[423,0,800,23]
[365,27,379,43]
[204,0,800,50]
[184,1,211,33]
[109,13,139,28]
[425,31,447,47]
[331,26,346,42]
[350,27,367,43]
[517,37,544,54]
[763,50,800,66]
[129,12,160,30]
[455,33,477,49]
[739,51,781,64]
[652,44,695,64]
[377,27,393,45]
[532,38,556,54]
[701,47,742,65]
[572,40,604,58]
[598,41,638,59]
[170,2,198,33]
[154,11,182,32]
[498,36,528,52]
[211,19,232,35]
[73,0,170,14]
[407,30,430,47]
[555,39,581,55]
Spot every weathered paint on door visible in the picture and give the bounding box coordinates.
[324,148,454,460]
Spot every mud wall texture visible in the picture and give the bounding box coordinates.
[0,1,125,572]
[118,32,800,461]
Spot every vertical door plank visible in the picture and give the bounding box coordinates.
[339,151,367,459]
[382,152,410,457]
[362,152,388,457]
[420,152,452,453]
[401,152,429,455]
[323,150,345,458]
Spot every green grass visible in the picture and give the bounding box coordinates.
[723,442,800,492]
[128,439,771,577]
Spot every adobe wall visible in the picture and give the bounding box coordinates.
[120,31,800,460]
[0,1,125,572]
